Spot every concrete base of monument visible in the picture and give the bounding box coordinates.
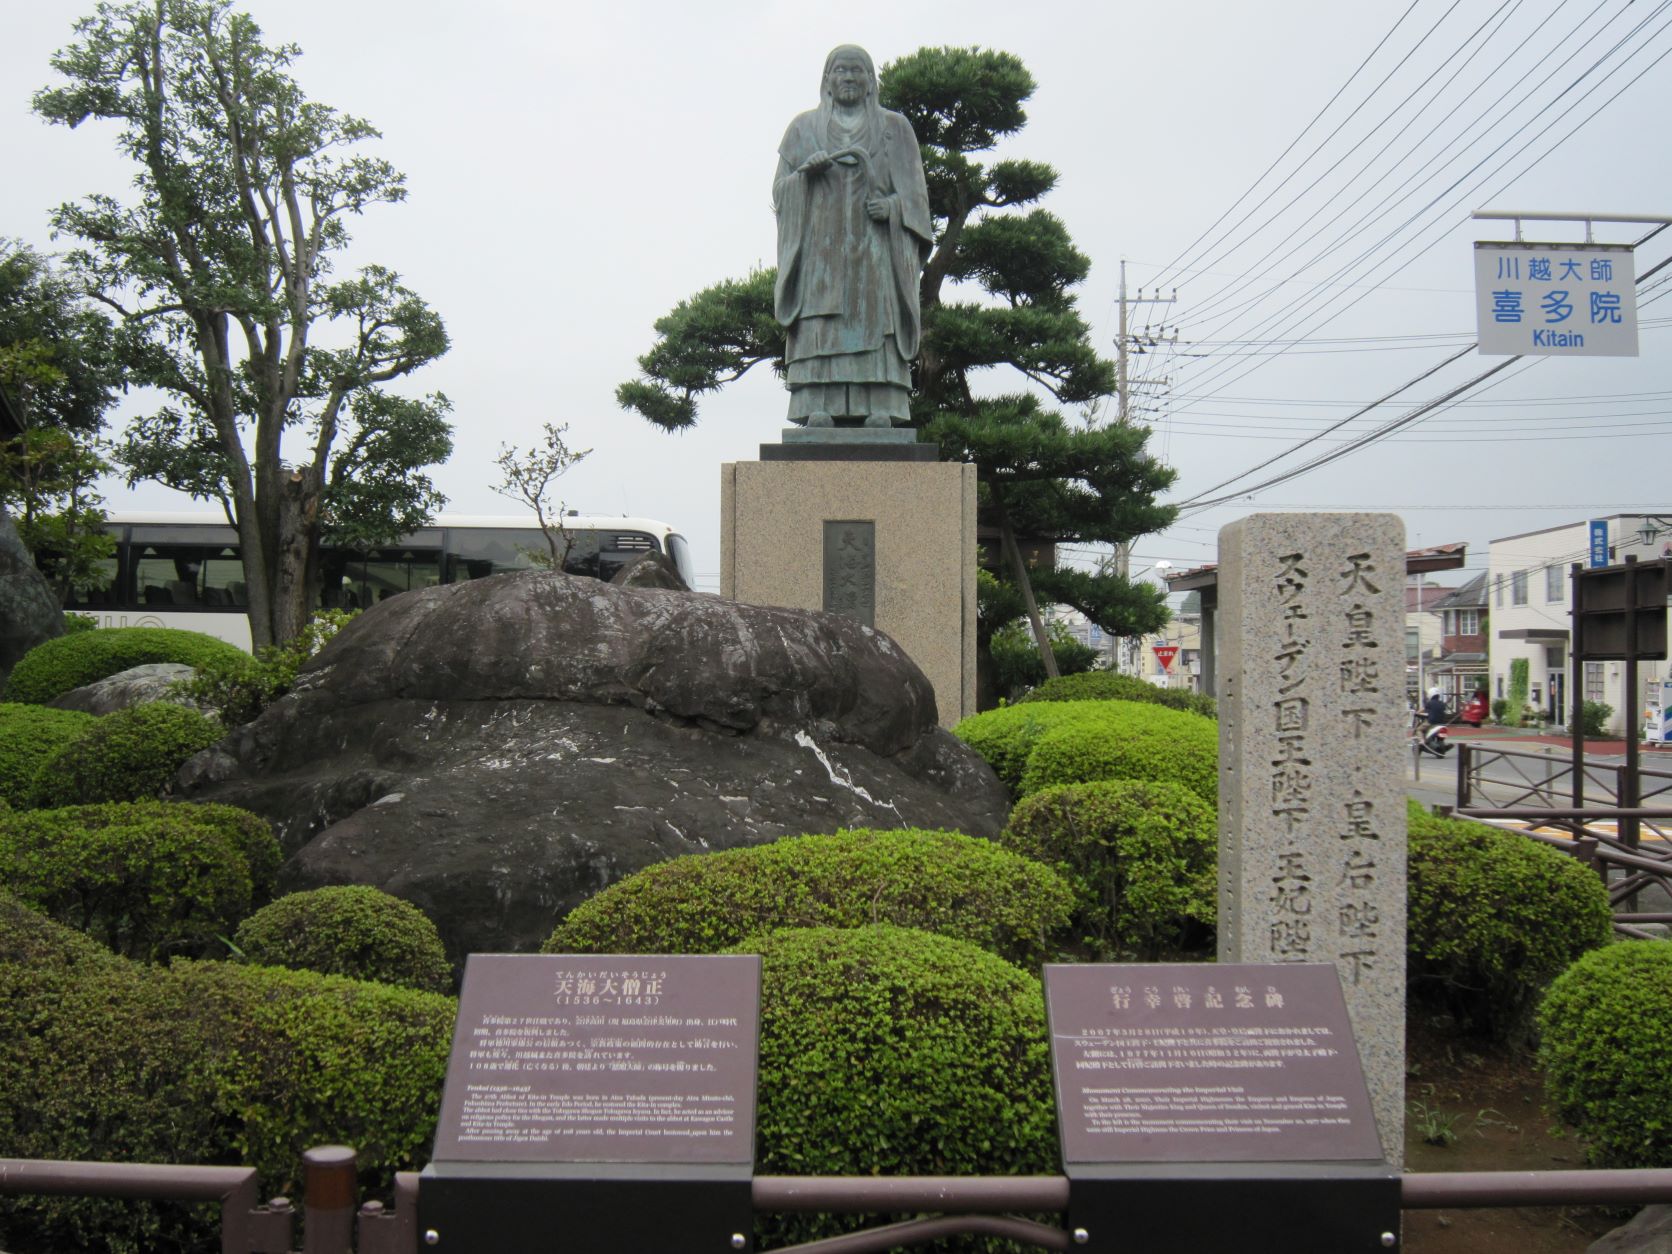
[721,456,977,728]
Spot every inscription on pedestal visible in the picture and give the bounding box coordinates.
[433,954,760,1165]
[1045,963,1382,1165]
[823,520,875,626]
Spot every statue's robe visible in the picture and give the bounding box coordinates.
[773,107,933,425]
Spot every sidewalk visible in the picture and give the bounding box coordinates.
[1441,723,1672,758]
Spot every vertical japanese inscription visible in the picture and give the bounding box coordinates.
[823,520,876,627]
[1219,514,1406,1165]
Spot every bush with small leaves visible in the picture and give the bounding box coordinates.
[954,700,1217,804]
[0,894,227,1253]
[4,626,246,704]
[178,609,358,727]
[732,926,1057,1250]
[168,960,455,1193]
[0,801,280,960]
[30,702,222,807]
[1002,779,1217,958]
[1018,671,1216,718]
[235,885,452,992]
[1539,940,1672,1169]
[1407,801,1611,1039]
[545,827,1074,967]
[0,897,456,1252]
[0,702,95,809]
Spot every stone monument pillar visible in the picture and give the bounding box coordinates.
[1216,512,1407,1165]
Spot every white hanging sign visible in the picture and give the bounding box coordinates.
[1474,241,1637,357]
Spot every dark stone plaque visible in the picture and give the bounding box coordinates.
[433,954,761,1165]
[1045,963,1382,1164]
[823,520,875,627]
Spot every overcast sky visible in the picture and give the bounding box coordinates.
[3,0,1669,594]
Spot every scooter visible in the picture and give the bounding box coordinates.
[1410,708,1453,757]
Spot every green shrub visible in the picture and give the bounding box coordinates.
[731,926,1056,1249]
[955,699,1217,804]
[30,702,223,807]
[4,626,247,705]
[168,960,454,1193]
[1580,701,1614,738]
[545,828,1073,967]
[1490,697,1509,725]
[988,620,1100,702]
[1002,779,1216,958]
[1019,707,1217,803]
[235,886,452,992]
[1539,941,1672,1168]
[0,800,280,960]
[1019,670,1217,718]
[1406,801,1611,1039]
[62,612,100,634]
[178,609,357,726]
[0,702,95,808]
[0,895,227,1253]
[0,899,455,1251]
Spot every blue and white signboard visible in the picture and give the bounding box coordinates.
[1589,519,1610,568]
[1475,242,1637,357]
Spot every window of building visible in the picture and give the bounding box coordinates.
[1457,608,1478,635]
[1511,570,1528,605]
[1494,574,1504,607]
[1546,564,1563,602]
[1584,662,1605,703]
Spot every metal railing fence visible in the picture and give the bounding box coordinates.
[7,1151,1672,1253]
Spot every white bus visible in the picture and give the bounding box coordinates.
[60,512,695,650]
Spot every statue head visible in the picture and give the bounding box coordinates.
[821,45,876,107]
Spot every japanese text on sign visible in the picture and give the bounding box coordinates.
[1475,242,1637,357]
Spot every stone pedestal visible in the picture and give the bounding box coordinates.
[721,451,977,727]
[1216,513,1407,1166]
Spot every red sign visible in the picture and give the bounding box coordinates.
[1153,645,1179,670]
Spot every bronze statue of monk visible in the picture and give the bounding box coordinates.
[774,46,933,428]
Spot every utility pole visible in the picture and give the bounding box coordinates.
[1112,260,1176,579]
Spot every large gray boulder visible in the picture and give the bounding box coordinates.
[0,512,64,688]
[1588,1206,1672,1254]
[49,662,198,715]
[178,572,1008,960]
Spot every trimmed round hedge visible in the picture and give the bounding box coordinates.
[731,926,1056,1249]
[0,702,95,809]
[1407,801,1611,1039]
[0,893,227,1253]
[0,800,280,960]
[169,960,455,1191]
[0,898,456,1252]
[1539,940,1672,1168]
[955,699,1217,804]
[1002,779,1217,958]
[544,827,1075,967]
[1018,671,1216,719]
[3,626,246,705]
[235,886,452,992]
[30,701,223,807]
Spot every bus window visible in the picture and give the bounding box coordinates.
[322,547,442,609]
[63,554,121,608]
[444,528,549,582]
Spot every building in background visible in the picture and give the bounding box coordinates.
[1427,573,1489,706]
[1489,514,1671,736]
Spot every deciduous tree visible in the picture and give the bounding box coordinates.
[0,240,119,602]
[36,0,451,647]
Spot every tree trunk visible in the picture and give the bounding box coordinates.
[272,467,320,646]
[992,485,1058,681]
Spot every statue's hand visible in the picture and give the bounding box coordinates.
[800,150,833,174]
[865,194,891,222]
